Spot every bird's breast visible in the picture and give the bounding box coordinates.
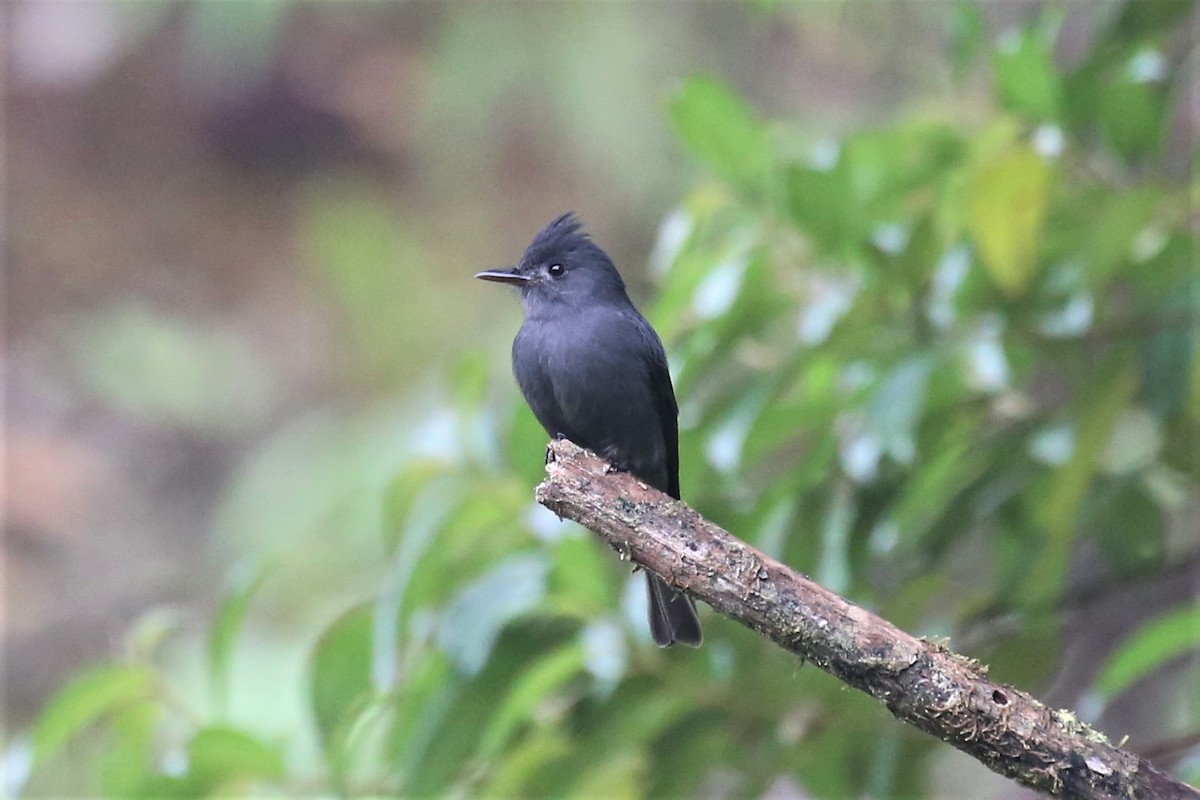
[513,312,667,485]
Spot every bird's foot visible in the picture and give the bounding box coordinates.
[545,433,569,465]
[605,460,630,475]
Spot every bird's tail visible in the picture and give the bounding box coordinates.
[646,573,702,647]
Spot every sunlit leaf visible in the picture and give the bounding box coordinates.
[967,146,1052,296]
[187,726,284,787]
[32,665,156,764]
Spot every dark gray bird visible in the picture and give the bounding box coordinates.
[476,213,702,647]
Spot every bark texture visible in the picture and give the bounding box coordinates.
[536,439,1198,800]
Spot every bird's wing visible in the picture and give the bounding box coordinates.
[636,315,681,501]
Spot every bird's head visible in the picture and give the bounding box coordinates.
[476,213,630,314]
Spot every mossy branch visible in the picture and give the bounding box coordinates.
[535,440,1198,800]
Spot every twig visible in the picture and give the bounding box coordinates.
[535,439,1199,800]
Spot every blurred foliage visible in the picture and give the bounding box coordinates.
[11,1,1199,797]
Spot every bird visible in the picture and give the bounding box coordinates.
[476,212,702,647]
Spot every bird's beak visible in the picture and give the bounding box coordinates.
[475,267,530,285]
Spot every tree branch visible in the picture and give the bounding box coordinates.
[535,440,1199,800]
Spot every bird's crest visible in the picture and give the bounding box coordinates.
[522,212,592,266]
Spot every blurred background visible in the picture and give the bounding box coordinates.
[4,1,1198,797]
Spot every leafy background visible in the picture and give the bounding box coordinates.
[4,1,1198,797]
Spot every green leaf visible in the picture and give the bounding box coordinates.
[844,125,965,209]
[32,665,156,764]
[992,21,1063,120]
[400,622,570,796]
[1090,482,1165,575]
[482,730,572,797]
[310,603,374,754]
[1094,606,1200,700]
[554,679,695,781]
[438,553,550,675]
[374,474,462,691]
[783,162,861,255]
[208,561,267,709]
[1142,298,1197,419]
[382,462,452,555]
[478,645,586,756]
[867,356,935,465]
[1099,407,1162,475]
[509,402,555,487]
[1027,355,1139,604]
[99,701,159,798]
[567,751,647,800]
[669,77,770,194]
[879,415,987,553]
[967,146,1052,296]
[1103,0,1197,46]
[1078,188,1160,285]
[550,535,618,615]
[1099,79,1168,162]
[949,1,984,77]
[186,726,284,787]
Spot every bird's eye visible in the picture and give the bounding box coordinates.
[548,263,565,278]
